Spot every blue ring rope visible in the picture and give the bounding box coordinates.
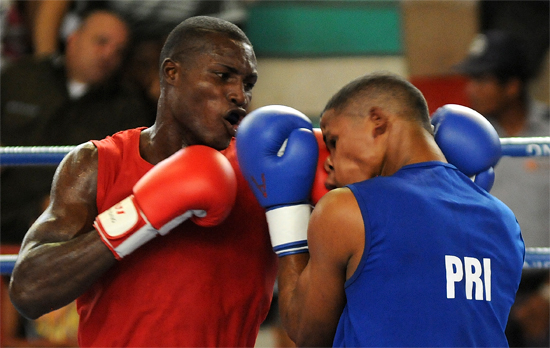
[0,138,548,274]
[0,146,76,166]
[2,248,548,275]
[500,137,550,157]
[0,137,548,166]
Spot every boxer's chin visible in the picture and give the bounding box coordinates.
[210,135,233,152]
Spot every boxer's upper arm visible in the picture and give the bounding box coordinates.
[23,142,99,248]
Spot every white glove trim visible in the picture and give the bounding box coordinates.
[115,223,158,258]
[266,204,311,256]
[158,210,205,235]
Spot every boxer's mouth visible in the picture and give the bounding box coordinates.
[225,109,246,126]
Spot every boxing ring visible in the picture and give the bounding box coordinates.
[1,137,549,274]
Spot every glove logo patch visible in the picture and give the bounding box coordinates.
[97,196,140,238]
[251,173,267,198]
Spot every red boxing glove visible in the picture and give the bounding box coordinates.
[94,145,237,259]
[311,128,330,205]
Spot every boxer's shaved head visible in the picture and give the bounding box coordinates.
[322,72,433,134]
[159,16,251,71]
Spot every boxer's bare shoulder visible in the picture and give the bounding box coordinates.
[51,142,99,206]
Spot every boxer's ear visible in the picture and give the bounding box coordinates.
[368,106,387,137]
[162,58,179,86]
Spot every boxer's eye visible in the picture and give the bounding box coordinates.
[216,72,230,80]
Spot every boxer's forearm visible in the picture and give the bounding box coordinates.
[278,253,333,347]
[10,230,115,319]
[278,249,346,347]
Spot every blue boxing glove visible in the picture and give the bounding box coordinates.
[236,105,319,256]
[431,104,501,191]
[474,167,495,192]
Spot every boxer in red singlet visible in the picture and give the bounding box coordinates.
[9,16,277,347]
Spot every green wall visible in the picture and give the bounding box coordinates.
[246,1,403,57]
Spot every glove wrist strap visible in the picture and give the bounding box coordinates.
[266,204,311,257]
[94,195,158,260]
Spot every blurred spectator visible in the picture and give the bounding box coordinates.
[30,1,249,57]
[454,30,550,249]
[1,0,37,67]
[1,8,153,249]
[505,270,550,347]
[28,1,251,113]
[31,0,88,57]
[107,0,248,42]
[454,30,550,348]
[121,38,163,115]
